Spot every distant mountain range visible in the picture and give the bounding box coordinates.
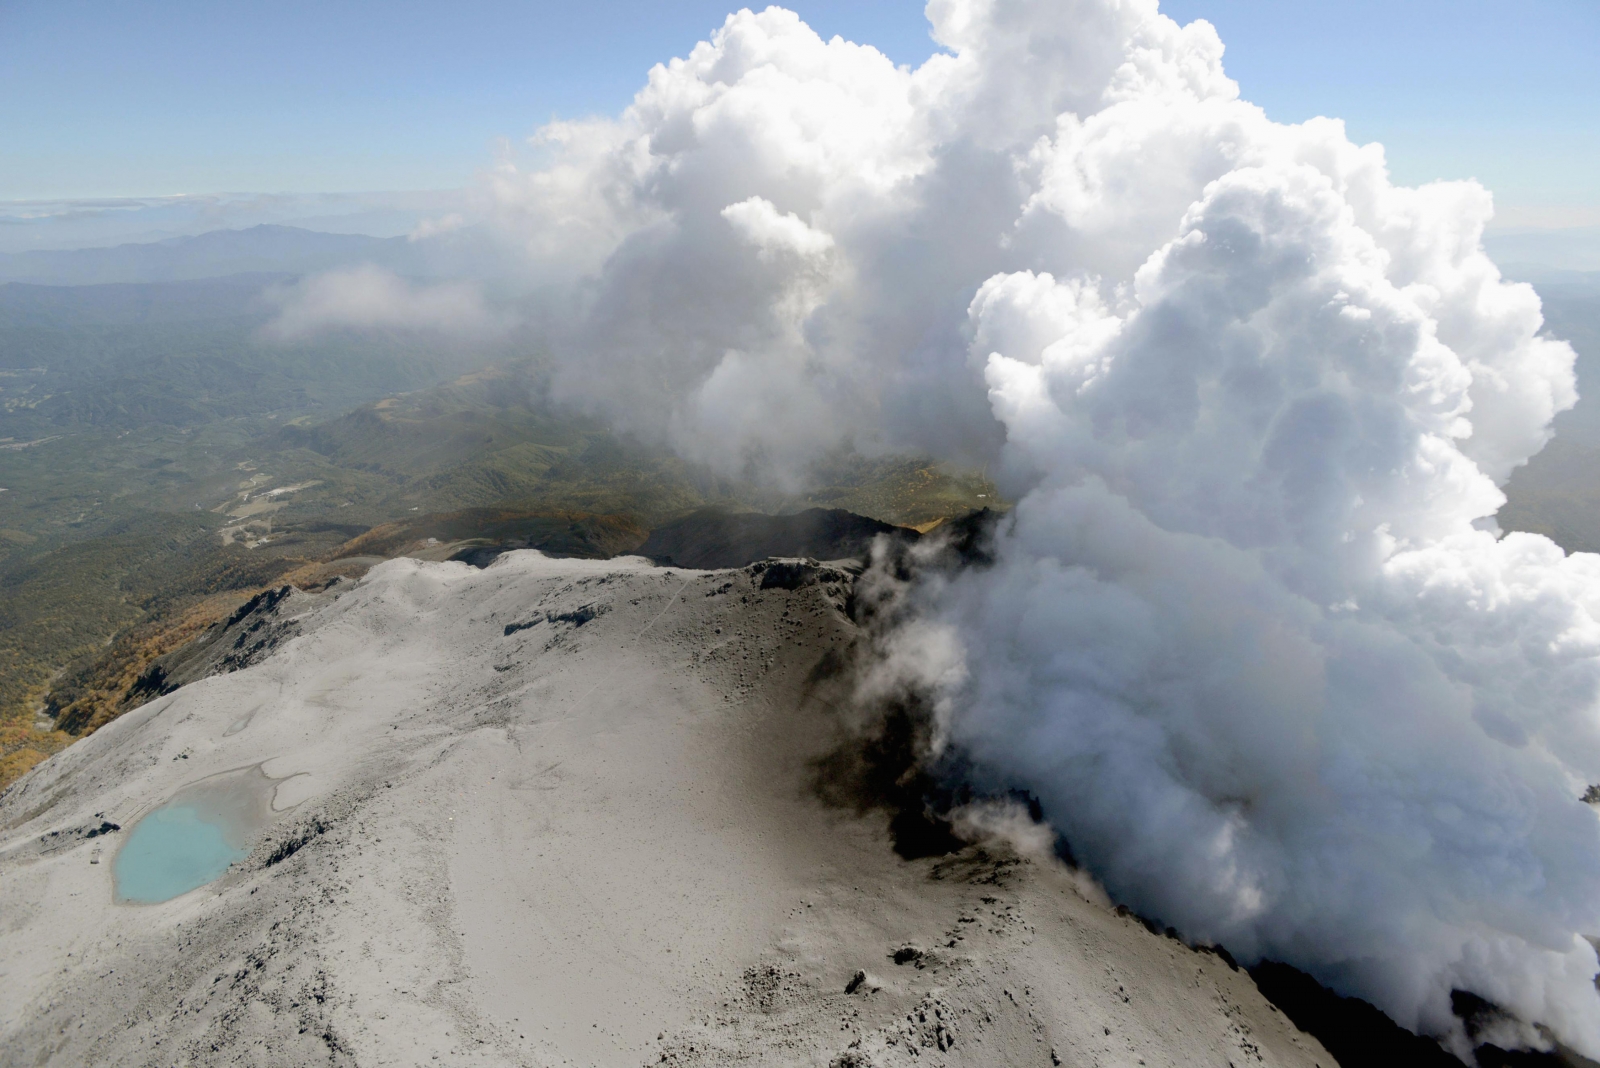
[0,225,419,286]
[13,220,1598,294]
[1486,226,1600,278]
[0,272,286,326]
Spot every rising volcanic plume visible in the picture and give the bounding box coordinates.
[481,0,1598,1053]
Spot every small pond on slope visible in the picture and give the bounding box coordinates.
[114,765,282,905]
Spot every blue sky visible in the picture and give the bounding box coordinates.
[3,0,1596,229]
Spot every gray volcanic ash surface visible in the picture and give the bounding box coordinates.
[0,552,1331,1068]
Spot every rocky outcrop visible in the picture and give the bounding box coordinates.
[127,583,342,700]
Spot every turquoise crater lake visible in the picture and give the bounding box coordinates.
[113,805,248,904]
[113,765,281,905]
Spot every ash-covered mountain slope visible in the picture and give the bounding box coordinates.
[0,552,1331,1068]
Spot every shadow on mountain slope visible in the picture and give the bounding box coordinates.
[638,507,918,569]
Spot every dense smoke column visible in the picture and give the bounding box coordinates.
[941,166,1600,1049]
[488,0,1600,1053]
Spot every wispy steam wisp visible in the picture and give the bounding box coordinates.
[485,0,1599,1052]
[264,264,505,338]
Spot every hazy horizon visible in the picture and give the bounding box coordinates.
[4,0,1596,264]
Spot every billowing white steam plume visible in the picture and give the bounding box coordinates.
[487,0,1600,1052]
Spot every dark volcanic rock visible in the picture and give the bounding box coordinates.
[1247,961,1600,1068]
[138,584,339,696]
[639,508,916,569]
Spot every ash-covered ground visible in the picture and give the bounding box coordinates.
[0,551,1331,1067]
